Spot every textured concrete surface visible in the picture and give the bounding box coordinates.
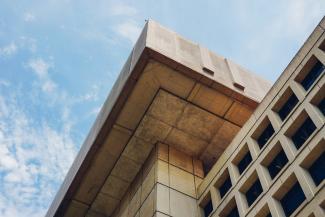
[46,20,272,217]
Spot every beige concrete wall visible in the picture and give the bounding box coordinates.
[111,142,204,217]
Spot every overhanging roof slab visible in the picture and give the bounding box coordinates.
[46,20,271,217]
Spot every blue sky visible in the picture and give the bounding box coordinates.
[0,1,324,216]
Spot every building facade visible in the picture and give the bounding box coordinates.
[47,17,325,217]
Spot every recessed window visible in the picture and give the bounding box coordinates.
[219,176,232,199]
[219,198,239,217]
[257,123,275,149]
[300,59,325,91]
[278,94,299,121]
[318,98,325,116]
[245,179,263,207]
[203,199,213,217]
[308,150,325,186]
[280,181,306,217]
[226,206,239,217]
[310,84,325,116]
[237,151,252,175]
[291,117,316,149]
[267,149,289,179]
[255,204,272,217]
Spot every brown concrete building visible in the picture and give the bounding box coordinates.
[46,17,325,217]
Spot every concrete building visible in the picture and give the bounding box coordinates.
[46,17,325,217]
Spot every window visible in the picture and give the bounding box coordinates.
[245,179,263,206]
[203,199,213,217]
[318,98,325,116]
[237,151,252,175]
[278,94,299,121]
[308,151,325,186]
[300,60,324,91]
[257,123,275,149]
[280,181,306,217]
[291,117,316,149]
[226,206,239,217]
[267,149,289,179]
[219,176,232,199]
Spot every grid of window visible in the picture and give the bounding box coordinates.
[280,182,306,217]
[278,94,299,121]
[237,151,252,175]
[267,149,289,179]
[198,36,324,217]
[291,117,316,149]
[308,151,325,186]
[300,60,324,91]
[219,176,232,199]
[257,123,275,149]
[245,179,263,206]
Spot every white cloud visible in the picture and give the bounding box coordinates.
[0,42,17,57]
[19,36,37,53]
[0,92,77,217]
[110,3,137,16]
[116,20,142,44]
[23,13,35,22]
[27,58,57,93]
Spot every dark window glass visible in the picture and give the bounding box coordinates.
[278,94,299,120]
[267,149,289,179]
[301,60,325,91]
[318,98,325,116]
[280,182,306,217]
[308,151,325,186]
[291,117,316,149]
[203,199,213,217]
[219,176,232,199]
[237,151,253,174]
[226,206,240,217]
[245,179,263,206]
[257,123,275,149]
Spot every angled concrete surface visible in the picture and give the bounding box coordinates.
[46,20,271,217]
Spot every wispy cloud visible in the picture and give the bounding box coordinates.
[0,91,77,217]
[110,3,137,16]
[23,12,35,22]
[0,42,17,57]
[27,58,57,93]
[115,20,142,44]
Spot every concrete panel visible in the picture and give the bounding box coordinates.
[176,104,224,142]
[135,115,172,144]
[170,189,198,217]
[101,175,129,200]
[156,184,170,215]
[170,165,196,197]
[156,160,169,186]
[64,200,88,217]
[148,90,187,126]
[123,137,154,164]
[225,101,253,126]
[111,156,142,182]
[165,128,208,157]
[91,193,119,216]
[188,84,233,116]
[169,146,193,173]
